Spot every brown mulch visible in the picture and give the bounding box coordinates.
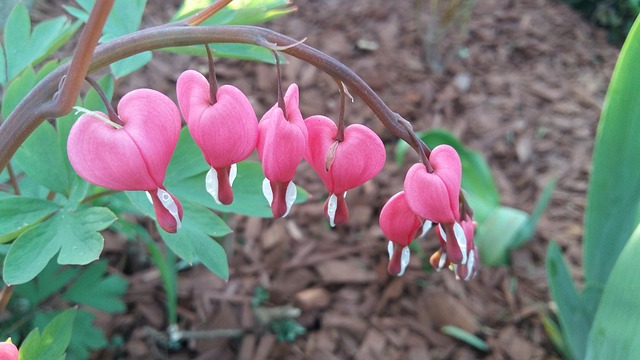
[33,0,619,359]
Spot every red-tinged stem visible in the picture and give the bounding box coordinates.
[398,116,433,173]
[335,81,346,142]
[0,25,431,173]
[85,76,122,125]
[6,163,20,195]
[204,44,219,104]
[273,50,287,118]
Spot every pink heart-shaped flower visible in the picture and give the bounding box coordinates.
[403,144,462,223]
[67,88,183,232]
[176,70,258,205]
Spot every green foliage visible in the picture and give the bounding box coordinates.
[269,318,306,343]
[441,325,489,352]
[19,309,76,360]
[562,0,639,42]
[547,15,640,359]
[0,2,80,87]
[396,129,553,266]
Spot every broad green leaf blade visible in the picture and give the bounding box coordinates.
[110,51,152,78]
[165,127,209,182]
[13,120,73,195]
[547,242,591,360]
[65,310,108,360]
[3,2,31,82]
[3,207,116,285]
[63,260,127,313]
[1,66,36,120]
[0,196,59,243]
[583,15,640,290]
[14,259,78,305]
[474,206,528,266]
[586,223,640,359]
[19,308,76,360]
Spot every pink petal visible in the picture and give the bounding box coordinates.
[176,70,210,124]
[68,112,157,191]
[429,145,462,216]
[330,124,385,194]
[379,192,423,247]
[304,115,337,189]
[404,163,458,223]
[188,84,258,168]
[118,89,182,186]
[0,341,18,360]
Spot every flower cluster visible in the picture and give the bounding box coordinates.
[380,145,479,280]
[67,69,386,232]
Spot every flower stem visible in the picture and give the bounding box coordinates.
[1,25,430,172]
[84,75,122,126]
[335,81,347,142]
[204,44,218,104]
[272,50,287,119]
[6,163,20,195]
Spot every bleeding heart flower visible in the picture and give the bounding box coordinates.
[257,84,308,218]
[67,89,183,233]
[176,70,258,205]
[403,144,462,224]
[304,115,386,226]
[0,339,18,360]
[380,191,432,276]
[431,215,478,280]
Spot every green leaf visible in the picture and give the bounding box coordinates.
[59,310,107,360]
[547,242,591,360]
[3,2,79,84]
[63,260,127,313]
[162,43,284,64]
[474,206,528,266]
[441,325,489,352]
[3,207,117,285]
[110,51,152,78]
[510,180,556,248]
[14,259,78,305]
[586,223,640,359]
[2,65,36,120]
[165,127,209,182]
[172,0,295,24]
[12,120,73,195]
[583,14,640,292]
[19,309,76,360]
[0,196,59,243]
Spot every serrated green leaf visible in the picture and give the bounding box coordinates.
[0,196,59,243]
[586,223,640,359]
[475,206,528,266]
[3,207,117,285]
[14,259,78,305]
[3,2,78,84]
[12,120,72,195]
[63,260,127,313]
[583,13,640,296]
[2,66,36,120]
[65,310,108,360]
[19,308,76,360]
[547,242,591,360]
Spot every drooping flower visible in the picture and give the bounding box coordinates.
[304,115,385,226]
[380,191,432,276]
[431,215,478,280]
[67,89,183,233]
[176,70,258,205]
[403,144,462,224]
[257,84,308,218]
[0,338,18,360]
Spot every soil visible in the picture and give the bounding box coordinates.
[33,0,619,359]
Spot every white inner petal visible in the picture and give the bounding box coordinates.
[465,249,476,281]
[438,251,447,271]
[283,181,297,217]
[398,246,411,276]
[439,223,447,242]
[146,191,153,204]
[326,193,338,227]
[262,178,273,206]
[157,188,181,230]
[229,163,237,186]
[205,167,221,205]
[343,191,347,199]
[387,241,394,260]
[453,222,468,264]
[420,220,433,238]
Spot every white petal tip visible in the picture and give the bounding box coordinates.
[205,167,222,205]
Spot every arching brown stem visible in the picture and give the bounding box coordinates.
[0,25,430,171]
